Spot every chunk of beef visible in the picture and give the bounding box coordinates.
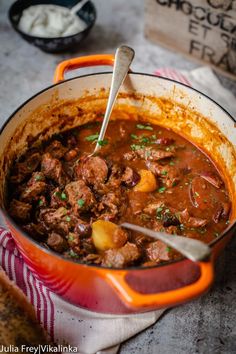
[40,207,69,235]
[143,201,164,216]
[146,241,170,263]
[9,199,32,222]
[81,237,96,254]
[21,181,47,202]
[97,191,126,221]
[106,164,122,190]
[65,180,95,213]
[213,202,231,223]
[144,202,180,227]
[112,227,128,248]
[179,209,207,228]
[47,232,68,253]
[98,192,120,220]
[82,253,102,265]
[46,140,68,159]
[122,167,140,188]
[77,156,108,186]
[23,222,47,239]
[20,172,47,202]
[10,152,41,184]
[135,147,174,161]
[147,162,181,187]
[102,242,140,268]
[67,232,80,253]
[200,171,223,189]
[50,187,67,208]
[41,153,67,185]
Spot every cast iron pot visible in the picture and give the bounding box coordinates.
[0,54,236,314]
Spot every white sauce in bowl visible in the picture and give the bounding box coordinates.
[18,4,87,38]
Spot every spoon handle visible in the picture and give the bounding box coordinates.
[71,0,89,14]
[121,222,211,262]
[93,46,135,154]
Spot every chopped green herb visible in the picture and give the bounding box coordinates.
[172,180,178,187]
[130,144,144,151]
[131,134,138,139]
[144,150,151,158]
[77,198,85,207]
[161,170,168,176]
[194,191,200,197]
[141,137,150,143]
[166,246,171,252]
[53,191,61,198]
[66,216,71,222]
[136,124,153,131]
[97,139,108,146]
[60,192,67,201]
[151,135,157,140]
[156,207,163,213]
[68,235,74,241]
[35,175,42,181]
[169,161,175,166]
[69,250,79,258]
[85,133,99,142]
[158,186,166,193]
[38,199,43,206]
[165,208,170,213]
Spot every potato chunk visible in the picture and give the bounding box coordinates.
[133,170,157,192]
[92,220,127,251]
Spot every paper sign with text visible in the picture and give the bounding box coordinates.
[145,0,236,79]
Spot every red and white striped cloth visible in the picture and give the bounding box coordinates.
[0,67,234,354]
[154,67,191,86]
[0,227,55,341]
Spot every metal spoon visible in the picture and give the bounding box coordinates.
[70,0,89,14]
[121,222,211,262]
[92,45,135,155]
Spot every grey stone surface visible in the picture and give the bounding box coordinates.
[0,0,236,353]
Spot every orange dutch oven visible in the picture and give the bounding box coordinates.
[0,53,235,314]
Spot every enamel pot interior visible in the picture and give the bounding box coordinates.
[0,73,236,314]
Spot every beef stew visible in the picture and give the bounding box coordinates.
[7,119,231,268]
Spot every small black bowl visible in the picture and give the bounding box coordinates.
[8,0,96,53]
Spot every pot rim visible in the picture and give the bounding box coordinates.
[1,71,235,271]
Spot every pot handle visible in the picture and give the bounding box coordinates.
[105,260,214,309]
[54,54,115,83]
